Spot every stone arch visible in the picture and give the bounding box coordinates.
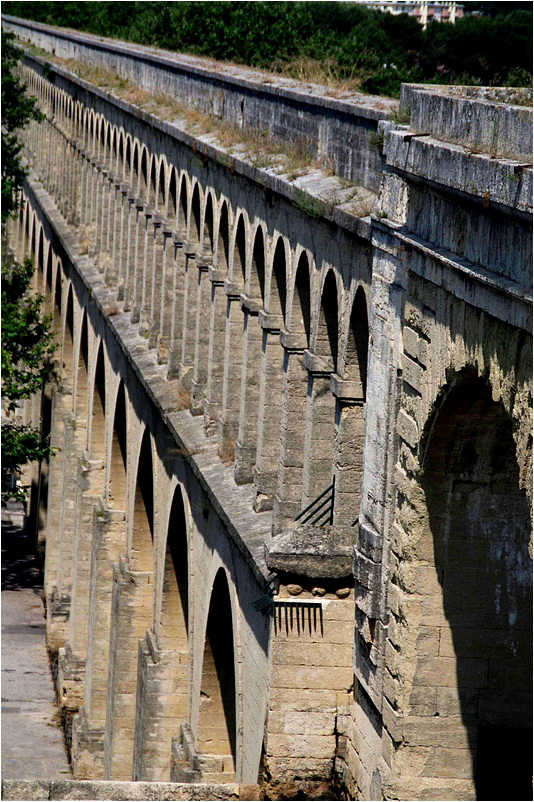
[131,142,140,195]
[190,182,201,247]
[345,285,368,394]
[291,251,311,345]
[302,269,339,508]
[167,166,177,227]
[125,136,132,184]
[45,247,54,313]
[110,127,118,174]
[316,269,340,371]
[249,225,266,302]
[75,312,89,422]
[62,282,74,380]
[139,146,149,202]
[36,227,44,285]
[149,154,157,208]
[232,214,247,287]
[177,174,188,239]
[401,369,533,800]
[108,381,127,510]
[157,158,166,213]
[117,130,125,179]
[203,191,215,256]
[54,267,63,335]
[269,236,288,320]
[160,484,189,650]
[217,200,230,270]
[332,285,369,525]
[90,343,106,461]
[131,427,154,573]
[198,568,237,778]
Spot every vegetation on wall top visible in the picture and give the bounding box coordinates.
[2,1,532,97]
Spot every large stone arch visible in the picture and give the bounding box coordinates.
[89,342,106,461]
[197,567,238,781]
[132,480,191,781]
[108,380,128,511]
[391,368,532,800]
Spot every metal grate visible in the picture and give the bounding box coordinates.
[295,477,335,526]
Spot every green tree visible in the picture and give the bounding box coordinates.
[1,30,43,222]
[1,251,57,505]
[1,30,55,505]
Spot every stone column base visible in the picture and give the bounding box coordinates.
[72,707,105,779]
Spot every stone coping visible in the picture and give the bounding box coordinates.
[400,83,533,161]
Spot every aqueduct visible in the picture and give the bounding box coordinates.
[3,15,533,801]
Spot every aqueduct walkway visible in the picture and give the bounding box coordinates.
[3,14,533,801]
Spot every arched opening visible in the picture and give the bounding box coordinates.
[160,486,189,651]
[178,177,188,239]
[118,133,124,179]
[140,148,148,202]
[36,229,44,285]
[108,382,127,510]
[54,270,63,335]
[131,428,154,573]
[249,227,265,302]
[168,167,177,228]
[270,237,287,320]
[217,202,230,270]
[158,161,166,213]
[149,157,157,208]
[292,253,311,346]
[233,215,246,287]
[76,313,89,423]
[132,143,139,194]
[90,344,106,460]
[45,249,53,313]
[346,286,368,396]
[332,286,369,525]
[316,270,339,370]
[198,569,237,777]
[125,138,131,183]
[203,194,214,256]
[415,373,532,800]
[190,184,201,246]
[302,271,338,508]
[62,284,74,380]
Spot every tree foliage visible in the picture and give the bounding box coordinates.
[1,31,53,505]
[1,30,43,223]
[1,251,57,505]
[3,1,532,96]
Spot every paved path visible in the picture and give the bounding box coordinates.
[2,505,71,779]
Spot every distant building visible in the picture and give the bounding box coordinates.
[356,1,464,28]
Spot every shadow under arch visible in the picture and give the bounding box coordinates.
[419,370,532,801]
[108,381,127,510]
[90,343,106,461]
[198,568,237,777]
[131,427,154,573]
[160,484,189,650]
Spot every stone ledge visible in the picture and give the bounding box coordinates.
[265,525,355,579]
[1,780,259,800]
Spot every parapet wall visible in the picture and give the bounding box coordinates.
[2,14,397,193]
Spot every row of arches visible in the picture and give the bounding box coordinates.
[12,199,245,782]
[21,62,371,527]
